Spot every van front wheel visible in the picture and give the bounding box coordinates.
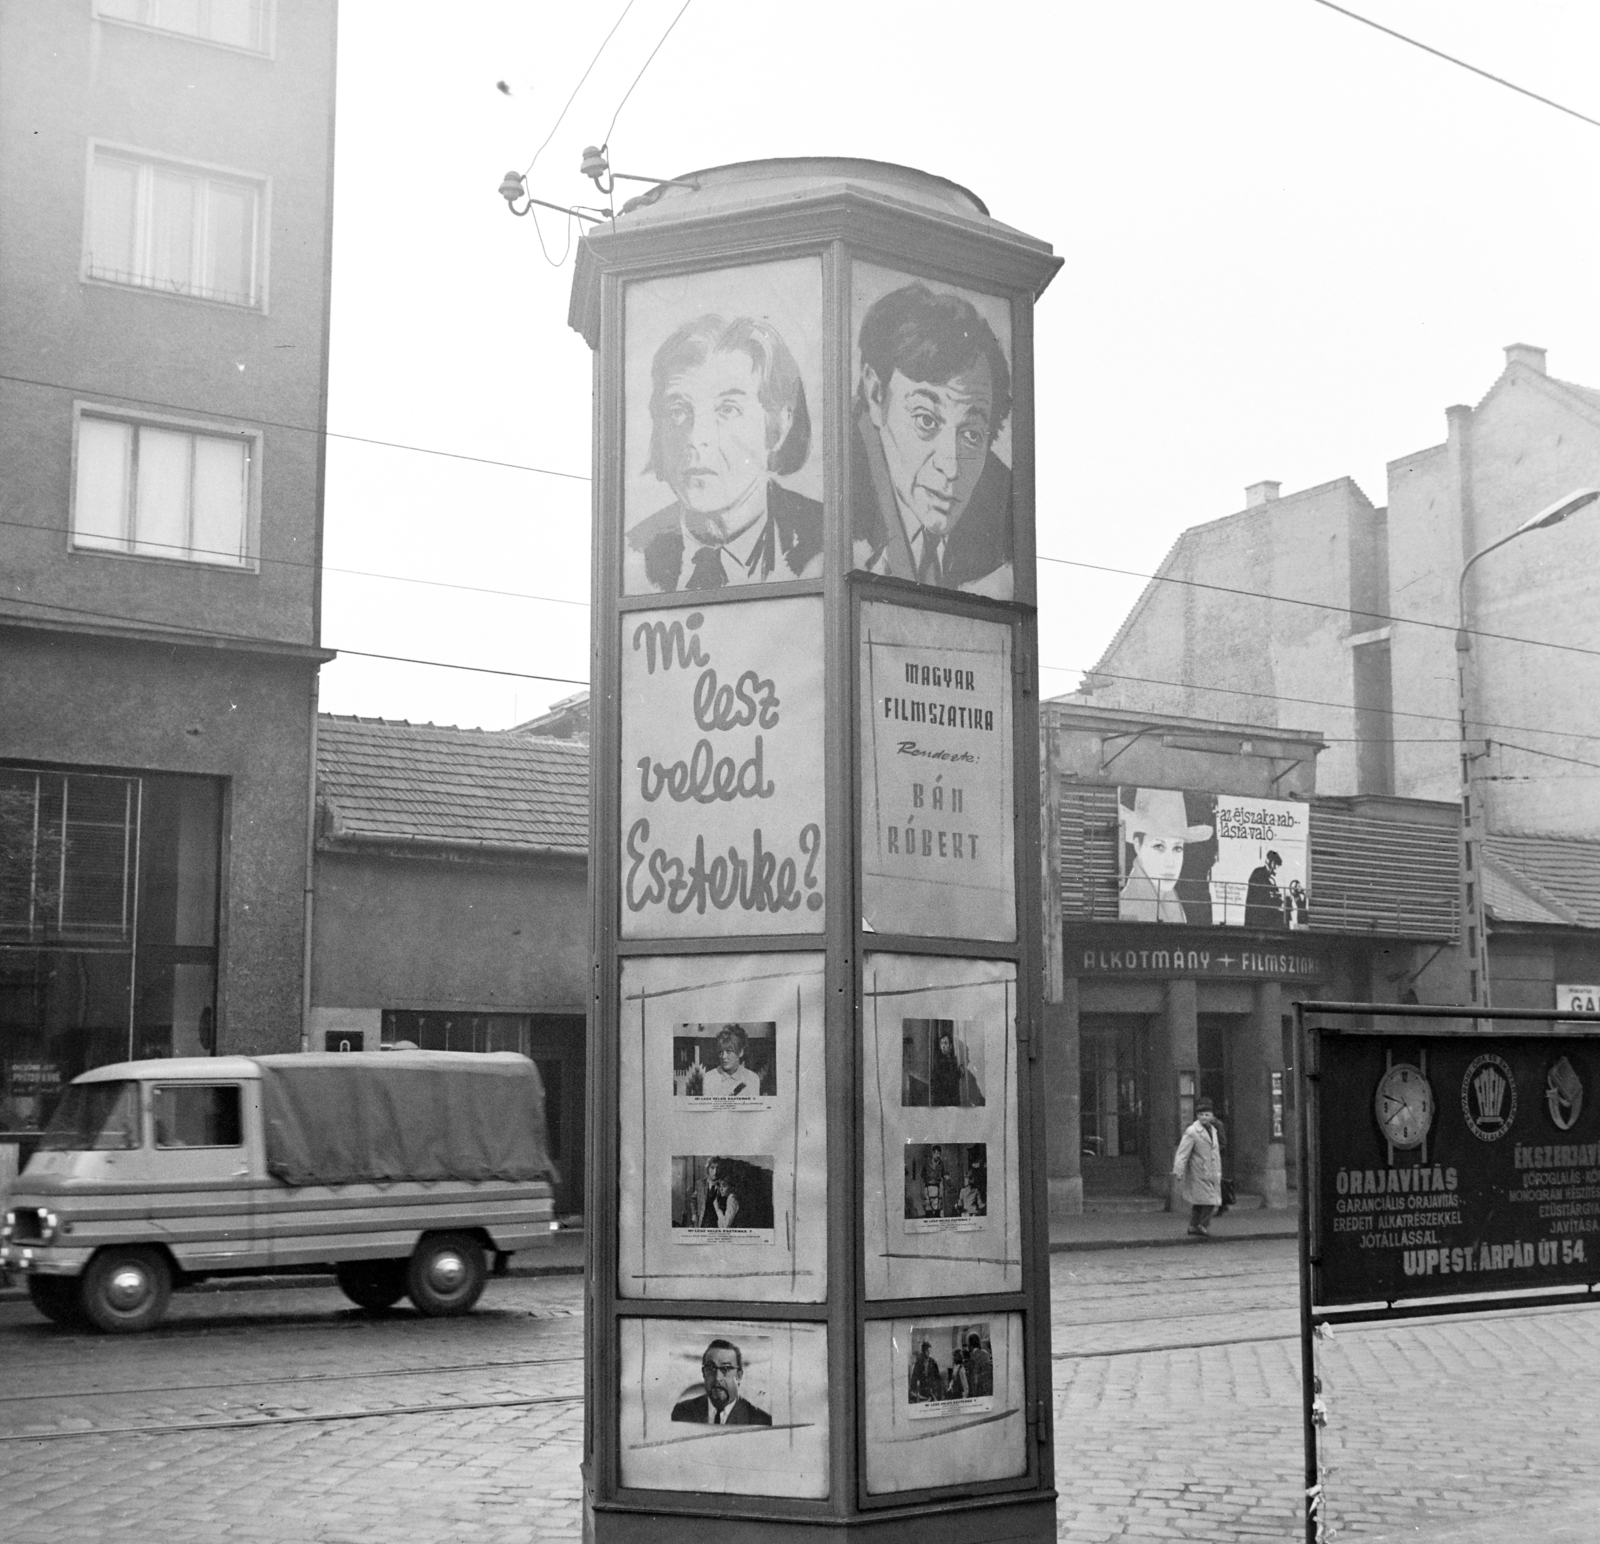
[28,1274,88,1329]
[82,1247,171,1334]
[408,1233,486,1317]
[335,1260,407,1312]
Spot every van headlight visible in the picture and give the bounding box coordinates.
[1,1210,12,1244]
[37,1209,58,1244]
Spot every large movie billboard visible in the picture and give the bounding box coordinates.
[1116,787,1309,929]
[1313,1029,1600,1307]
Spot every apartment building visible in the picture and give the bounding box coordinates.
[0,0,339,1148]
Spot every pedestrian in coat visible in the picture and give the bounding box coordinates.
[1173,1097,1223,1238]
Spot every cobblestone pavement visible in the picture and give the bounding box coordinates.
[3,1241,1598,1541]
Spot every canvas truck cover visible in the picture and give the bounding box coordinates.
[254,1052,554,1187]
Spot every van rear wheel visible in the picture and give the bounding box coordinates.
[27,1275,88,1329]
[407,1233,487,1317]
[335,1260,407,1312]
[82,1247,171,1334]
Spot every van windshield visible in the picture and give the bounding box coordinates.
[39,1081,143,1151]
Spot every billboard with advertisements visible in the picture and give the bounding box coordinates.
[1116,787,1309,929]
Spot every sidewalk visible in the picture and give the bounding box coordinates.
[1050,1200,1297,1252]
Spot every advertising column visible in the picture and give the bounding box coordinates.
[572,159,1060,1542]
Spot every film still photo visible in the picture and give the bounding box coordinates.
[673,1022,777,1102]
[669,1332,775,1426]
[903,1142,986,1229]
[672,1154,776,1237]
[901,1018,985,1108]
[907,1322,995,1415]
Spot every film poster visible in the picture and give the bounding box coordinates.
[862,1313,1028,1495]
[618,1317,829,1497]
[623,258,823,597]
[621,596,824,939]
[1315,1030,1600,1307]
[618,954,827,1302]
[861,954,1021,1300]
[859,601,1015,941]
[1117,786,1310,930]
[849,263,1015,601]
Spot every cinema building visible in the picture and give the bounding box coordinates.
[1040,700,1462,1216]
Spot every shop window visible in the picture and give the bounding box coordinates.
[73,409,257,568]
[94,0,274,52]
[0,770,136,945]
[0,768,222,1150]
[154,1083,242,1147]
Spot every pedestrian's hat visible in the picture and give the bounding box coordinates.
[1195,1097,1214,1113]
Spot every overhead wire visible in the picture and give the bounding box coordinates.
[0,370,590,484]
[1307,0,1600,133]
[3,371,1594,664]
[600,0,694,149]
[6,581,1597,755]
[1034,659,1600,752]
[515,0,640,266]
[521,0,637,178]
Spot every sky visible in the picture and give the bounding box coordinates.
[318,0,1600,731]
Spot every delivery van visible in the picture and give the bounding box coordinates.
[0,1051,555,1333]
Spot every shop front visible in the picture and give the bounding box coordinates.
[1071,926,1330,1206]
[0,764,222,1161]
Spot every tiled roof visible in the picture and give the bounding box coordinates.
[316,715,588,856]
[1484,834,1600,929]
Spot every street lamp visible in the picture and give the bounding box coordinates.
[1455,487,1600,1005]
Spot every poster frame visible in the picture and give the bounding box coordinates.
[1296,1000,1600,1544]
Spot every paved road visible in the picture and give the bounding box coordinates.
[3,1240,1598,1541]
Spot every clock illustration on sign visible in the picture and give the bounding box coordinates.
[1374,1063,1434,1149]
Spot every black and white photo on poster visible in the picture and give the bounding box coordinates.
[859,602,1015,941]
[1117,787,1310,929]
[862,1314,1026,1495]
[623,259,823,595]
[673,1021,777,1106]
[669,1331,774,1425]
[902,1017,984,1108]
[851,264,1014,599]
[620,597,825,938]
[618,1317,829,1497]
[904,1142,986,1232]
[861,955,1021,1300]
[617,955,826,1302]
[671,1153,776,1243]
[905,1321,996,1419]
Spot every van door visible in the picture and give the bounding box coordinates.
[149,1081,258,1271]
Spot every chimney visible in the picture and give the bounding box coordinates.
[1504,342,1547,375]
[1245,480,1281,508]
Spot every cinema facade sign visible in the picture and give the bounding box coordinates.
[1073,927,1331,983]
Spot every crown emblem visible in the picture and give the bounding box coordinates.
[1462,1053,1517,1141]
[1472,1065,1506,1124]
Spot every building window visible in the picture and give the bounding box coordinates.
[72,408,256,568]
[86,146,264,308]
[94,0,273,54]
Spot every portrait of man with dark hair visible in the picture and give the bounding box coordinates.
[671,1337,773,1426]
[626,312,823,593]
[852,279,1014,598]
